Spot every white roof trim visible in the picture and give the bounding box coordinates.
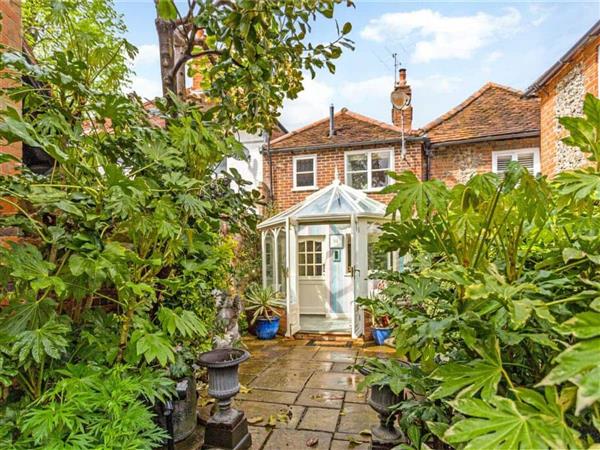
[258,180,387,229]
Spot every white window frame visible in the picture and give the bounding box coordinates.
[292,154,318,191]
[344,148,394,192]
[298,237,325,280]
[492,148,541,175]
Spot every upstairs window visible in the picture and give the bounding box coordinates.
[345,149,393,191]
[492,148,540,177]
[293,155,317,190]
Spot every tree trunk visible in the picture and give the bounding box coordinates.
[155,16,176,97]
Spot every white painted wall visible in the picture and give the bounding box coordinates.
[227,130,264,190]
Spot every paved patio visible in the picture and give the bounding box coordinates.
[200,336,395,450]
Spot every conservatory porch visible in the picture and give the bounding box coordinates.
[257,180,398,338]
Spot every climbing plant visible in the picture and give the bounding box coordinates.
[364,94,600,449]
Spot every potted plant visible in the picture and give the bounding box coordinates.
[357,294,394,345]
[244,284,286,340]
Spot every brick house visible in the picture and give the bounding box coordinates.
[524,20,600,175]
[425,83,540,186]
[258,69,543,338]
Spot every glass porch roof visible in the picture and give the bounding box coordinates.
[258,179,387,229]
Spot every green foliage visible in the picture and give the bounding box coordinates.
[361,94,600,448]
[1,0,353,446]
[244,283,286,324]
[156,0,355,132]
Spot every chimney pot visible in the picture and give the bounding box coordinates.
[398,68,407,86]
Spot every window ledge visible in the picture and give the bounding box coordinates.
[292,186,319,192]
[355,187,389,193]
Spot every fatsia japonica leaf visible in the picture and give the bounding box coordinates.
[13,319,70,365]
[158,307,207,338]
[1,243,55,281]
[382,171,449,219]
[445,389,580,450]
[560,311,600,339]
[539,338,600,387]
[135,332,175,367]
[430,358,502,401]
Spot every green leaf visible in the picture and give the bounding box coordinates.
[13,318,70,364]
[539,338,600,385]
[135,332,175,367]
[574,366,600,414]
[158,307,207,338]
[430,358,502,401]
[445,392,580,450]
[562,247,586,263]
[342,22,352,34]
[383,171,448,219]
[156,0,177,20]
[561,311,600,338]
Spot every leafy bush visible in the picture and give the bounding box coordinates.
[363,94,600,449]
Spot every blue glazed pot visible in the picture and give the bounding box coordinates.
[255,317,280,340]
[372,327,392,346]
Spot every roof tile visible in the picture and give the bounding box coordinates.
[423,83,540,144]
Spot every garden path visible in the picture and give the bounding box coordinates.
[199,336,395,450]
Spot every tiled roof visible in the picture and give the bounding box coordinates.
[270,108,413,150]
[423,83,540,144]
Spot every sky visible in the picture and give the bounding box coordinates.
[117,1,600,131]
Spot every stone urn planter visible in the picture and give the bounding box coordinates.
[359,365,404,450]
[198,348,251,450]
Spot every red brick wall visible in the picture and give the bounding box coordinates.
[263,141,423,212]
[0,0,22,218]
[430,137,540,186]
[538,36,599,176]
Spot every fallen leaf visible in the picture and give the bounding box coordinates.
[239,385,252,394]
[267,415,277,427]
[359,429,372,436]
[305,437,319,447]
[339,410,346,416]
[198,398,215,407]
[247,416,263,424]
[347,436,362,448]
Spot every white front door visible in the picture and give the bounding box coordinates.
[298,237,328,314]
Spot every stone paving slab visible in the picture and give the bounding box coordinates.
[305,371,363,391]
[337,403,379,434]
[274,359,334,372]
[330,362,354,373]
[344,390,367,403]
[331,438,370,450]
[298,407,340,432]
[295,388,345,409]
[248,426,270,450]
[250,366,314,392]
[237,388,297,404]
[262,429,332,450]
[235,400,305,429]
[312,348,358,363]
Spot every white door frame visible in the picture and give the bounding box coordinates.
[286,218,301,336]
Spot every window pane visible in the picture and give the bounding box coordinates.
[296,172,314,187]
[296,158,314,172]
[277,232,286,293]
[315,265,322,276]
[496,155,512,174]
[348,172,368,190]
[299,242,305,252]
[346,235,352,274]
[315,253,322,264]
[306,241,313,251]
[307,253,313,264]
[347,154,367,171]
[307,266,314,276]
[315,241,321,252]
[371,152,391,170]
[517,152,535,173]
[299,266,306,276]
[371,170,388,188]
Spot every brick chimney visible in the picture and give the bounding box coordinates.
[391,68,413,132]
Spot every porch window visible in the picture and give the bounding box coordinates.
[293,155,317,190]
[345,149,393,191]
[368,234,390,272]
[276,231,287,293]
[492,148,540,177]
[345,234,352,275]
[298,239,323,277]
[265,233,274,287]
